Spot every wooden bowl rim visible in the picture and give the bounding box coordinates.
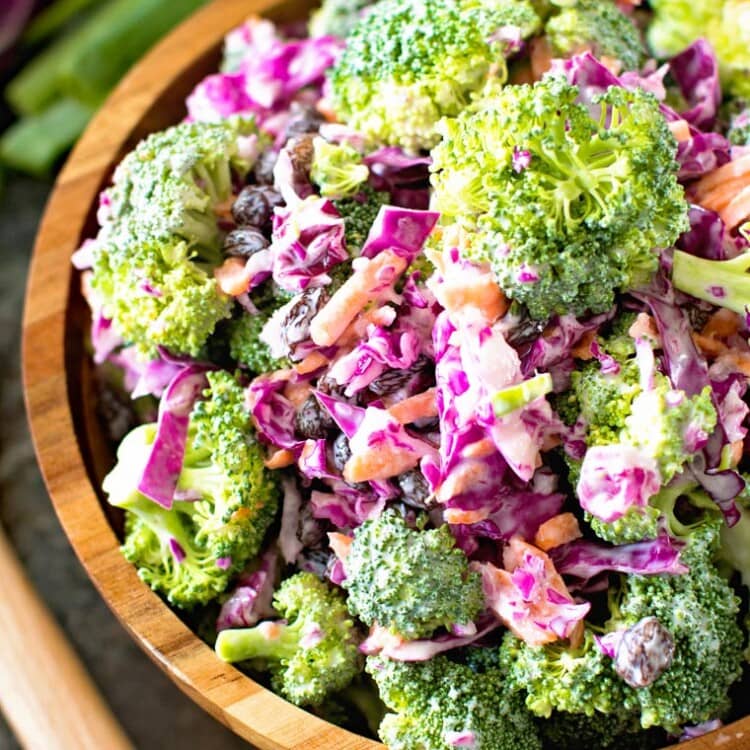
[19,1,750,749]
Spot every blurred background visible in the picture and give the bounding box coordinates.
[0,1,249,747]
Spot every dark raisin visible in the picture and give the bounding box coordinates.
[281,287,328,360]
[231,185,284,231]
[332,432,352,472]
[295,395,336,439]
[685,303,712,332]
[369,356,431,397]
[297,548,332,578]
[316,374,350,400]
[223,226,269,258]
[396,469,433,510]
[253,149,278,185]
[614,617,675,689]
[506,316,547,347]
[288,134,316,178]
[283,103,325,140]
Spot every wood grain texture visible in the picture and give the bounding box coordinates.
[0,525,132,750]
[19,1,750,749]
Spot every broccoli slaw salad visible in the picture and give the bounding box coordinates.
[73,0,750,748]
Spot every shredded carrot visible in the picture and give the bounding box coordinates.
[533,513,583,551]
[316,98,339,123]
[703,308,742,339]
[718,350,750,377]
[462,438,497,460]
[443,508,488,525]
[310,250,408,347]
[214,256,250,296]
[571,329,596,360]
[668,119,692,142]
[387,388,438,424]
[327,532,353,562]
[293,351,330,375]
[693,332,727,358]
[264,449,295,470]
[691,153,750,203]
[282,380,312,409]
[628,312,661,344]
[344,447,421,483]
[696,177,749,214]
[529,36,553,81]
[719,183,750,228]
[438,273,509,324]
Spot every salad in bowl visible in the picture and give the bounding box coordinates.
[73,0,750,747]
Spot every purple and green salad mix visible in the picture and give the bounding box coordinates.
[74,0,750,747]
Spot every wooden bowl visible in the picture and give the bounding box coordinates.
[19,1,750,749]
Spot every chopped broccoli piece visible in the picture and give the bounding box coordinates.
[431,77,688,319]
[328,0,542,151]
[333,185,389,255]
[103,372,280,608]
[92,238,232,358]
[311,137,370,199]
[672,249,750,316]
[368,654,542,750]
[91,117,264,357]
[342,509,484,639]
[229,312,288,374]
[309,0,376,39]
[215,572,362,706]
[545,0,645,73]
[492,372,554,417]
[607,519,744,732]
[501,630,638,719]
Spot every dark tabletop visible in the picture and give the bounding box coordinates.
[0,175,252,750]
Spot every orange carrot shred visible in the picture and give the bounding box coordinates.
[533,513,583,551]
[387,388,438,424]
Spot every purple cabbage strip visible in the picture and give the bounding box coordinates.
[668,39,721,131]
[246,375,299,449]
[360,617,501,661]
[675,131,731,181]
[314,391,365,438]
[310,482,385,529]
[677,205,730,260]
[0,0,33,55]
[216,548,279,632]
[550,534,688,586]
[363,147,432,195]
[360,206,440,263]
[137,367,209,509]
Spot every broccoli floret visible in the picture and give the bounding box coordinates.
[545,0,645,73]
[179,371,280,567]
[101,117,262,251]
[648,0,750,99]
[309,0,376,39]
[92,239,232,358]
[103,372,280,608]
[367,654,542,750]
[215,572,362,706]
[311,137,370,199]
[606,519,745,732]
[229,312,288,374]
[341,509,484,639]
[333,185,389,255]
[92,117,264,357]
[104,425,235,608]
[672,249,750,316]
[328,0,542,151]
[501,630,638,718]
[540,710,665,750]
[431,77,688,320]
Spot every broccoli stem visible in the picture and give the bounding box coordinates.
[215,623,299,663]
[672,249,750,314]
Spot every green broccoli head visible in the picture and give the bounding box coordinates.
[500,630,638,719]
[545,0,645,72]
[328,0,542,151]
[367,653,542,750]
[104,424,236,608]
[92,238,232,358]
[215,572,363,706]
[179,371,280,567]
[311,137,370,199]
[607,518,745,732]
[101,116,262,252]
[333,185,390,256]
[309,0,376,39]
[342,509,484,640]
[228,312,288,374]
[431,77,688,320]
[540,709,665,750]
